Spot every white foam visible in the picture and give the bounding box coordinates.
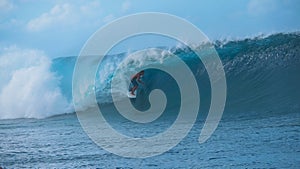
[0,46,72,119]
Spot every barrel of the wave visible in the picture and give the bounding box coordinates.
[112,48,198,123]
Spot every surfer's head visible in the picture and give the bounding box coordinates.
[139,70,144,75]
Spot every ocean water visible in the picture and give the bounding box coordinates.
[1,33,300,168]
[1,110,299,168]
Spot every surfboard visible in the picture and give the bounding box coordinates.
[127,90,137,98]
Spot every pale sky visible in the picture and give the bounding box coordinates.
[0,0,299,58]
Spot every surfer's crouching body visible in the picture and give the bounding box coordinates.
[130,70,145,95]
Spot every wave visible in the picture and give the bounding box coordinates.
[0,32,299,119]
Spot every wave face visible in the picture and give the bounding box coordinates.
[0,33,299,119]
[219,33,300,116]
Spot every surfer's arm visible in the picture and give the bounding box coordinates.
[137,76,144,84]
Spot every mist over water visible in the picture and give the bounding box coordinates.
[0,47,71,119]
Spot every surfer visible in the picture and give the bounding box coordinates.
[130,70,144,96]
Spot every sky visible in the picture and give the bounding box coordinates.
[0,0,299,58]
